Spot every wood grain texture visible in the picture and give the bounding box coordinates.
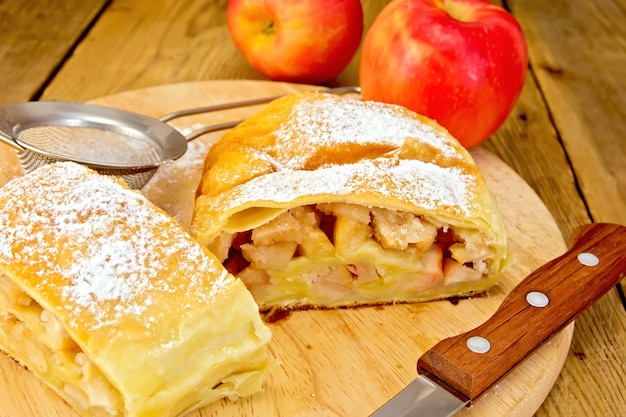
[0,80,573,417]
[38,0,390,102]
[482,73,590,241]
[0,0,107,105]
[40,0,255,101]
[509,0,626,228]
[504,1,626,415]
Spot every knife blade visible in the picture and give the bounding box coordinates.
[370,222,626,417]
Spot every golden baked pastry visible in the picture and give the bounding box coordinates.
[0,162,272,417]
[191,92,508,311]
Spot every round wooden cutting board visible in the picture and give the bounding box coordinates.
[0,80,573,417]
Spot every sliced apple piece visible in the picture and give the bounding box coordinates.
[311,265,353,303]
[238,266,271,287]
[207,231,235,263]
[333,215,372,257]
[395,245,444,292]
[449,228,492,265]
[298,229,335,258]
[41,310,76,351]
[317,265,353,286]
[317,202,371,224]
[443,258,483,284]
[289,206,321,230]
[252,211,304,245]
[371,208,437,251]
[241,241,298,270]
[346,262,379,284]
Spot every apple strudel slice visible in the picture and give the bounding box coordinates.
[191,92,508,312]
[0,162,272,417]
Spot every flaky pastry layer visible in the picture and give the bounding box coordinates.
[0,162,272,417]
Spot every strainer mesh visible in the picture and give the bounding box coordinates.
[16,150,156,189]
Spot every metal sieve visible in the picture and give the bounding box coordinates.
[0,86,360,189]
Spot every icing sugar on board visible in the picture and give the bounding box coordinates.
[0,80,572,417]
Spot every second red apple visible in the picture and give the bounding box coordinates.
[227,0,363,85]
[359,0,528,148]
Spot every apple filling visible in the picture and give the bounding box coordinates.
[208,203,496,310]
[0,273,122,417]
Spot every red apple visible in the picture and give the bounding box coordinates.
[227,0,364,85]
[359,0,528,148]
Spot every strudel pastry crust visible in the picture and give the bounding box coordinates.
[0,162,272,417]
[191,92,508,311]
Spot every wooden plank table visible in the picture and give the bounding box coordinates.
[1,0,624,416]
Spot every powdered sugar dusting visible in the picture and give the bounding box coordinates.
[0,162,232,331]
[271,96,459,169]
[195,94,482,225]
[211,157,477,216]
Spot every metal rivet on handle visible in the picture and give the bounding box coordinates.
[577,252,600,266]
[526,291,549,308]
[467,336,491,354]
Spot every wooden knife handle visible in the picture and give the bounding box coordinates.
[417,223,626,402]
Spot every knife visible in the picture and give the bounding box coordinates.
[370,222,626,417]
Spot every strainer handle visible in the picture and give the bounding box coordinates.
[158,86,362,123]
[0,129,25,151]
[184,120,242,142]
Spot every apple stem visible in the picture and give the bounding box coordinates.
[438,0,476,23]
[262,20,276,36]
